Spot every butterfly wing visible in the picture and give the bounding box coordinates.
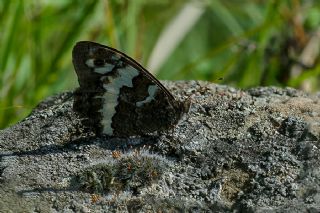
[72,41,187,136]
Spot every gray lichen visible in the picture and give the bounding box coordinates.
[0,81,319,212]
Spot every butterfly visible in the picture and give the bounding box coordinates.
[72,41,189,137]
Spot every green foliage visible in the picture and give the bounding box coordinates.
[77,151,168,194]
[1,0,320,129]
[0,0,100,128]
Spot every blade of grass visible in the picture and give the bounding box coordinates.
[105,1,120,47]
[146,2,205,75]
[208,0,244,36]
[43,1,98,88]
[0,0,23,85]
[0,1,11,24]
[126,0,142,56]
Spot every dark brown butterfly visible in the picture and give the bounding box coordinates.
[72,41,189,137]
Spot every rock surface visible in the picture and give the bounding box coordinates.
[0,81,320,212]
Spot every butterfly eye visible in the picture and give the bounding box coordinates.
[93,59,105,67]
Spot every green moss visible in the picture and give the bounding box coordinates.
[78,164,114,194]
[116,154,166,190]
[77,152,168,194]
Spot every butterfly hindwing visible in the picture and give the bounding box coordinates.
[72,41,187,136]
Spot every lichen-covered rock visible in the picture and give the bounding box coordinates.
[0,81,319,212]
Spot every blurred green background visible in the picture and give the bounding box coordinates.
[1,0,320,129]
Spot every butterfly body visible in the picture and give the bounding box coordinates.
[72,41,188,137]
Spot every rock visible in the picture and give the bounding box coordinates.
[0,81,319,212]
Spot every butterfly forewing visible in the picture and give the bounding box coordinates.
[72,41,187,137]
